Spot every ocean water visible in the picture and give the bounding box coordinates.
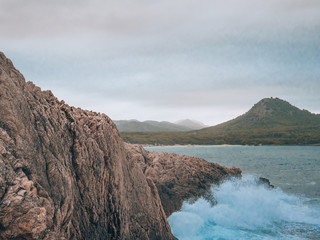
[145,146,320,240]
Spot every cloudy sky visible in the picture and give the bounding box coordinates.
[1,0,320,125]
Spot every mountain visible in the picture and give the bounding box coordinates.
[198,97,320,133]
[193,97,320,145]
[0,51,240,239]
[175,119,208,130]
[121,98,320,145]
[114,119,194,132]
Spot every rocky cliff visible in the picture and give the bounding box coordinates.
[0,52,241,239]
[125,144,241,217]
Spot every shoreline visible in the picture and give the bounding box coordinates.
[143,144,242,148]
[143,144,320,148]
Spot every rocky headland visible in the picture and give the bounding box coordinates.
[0,52,241,239]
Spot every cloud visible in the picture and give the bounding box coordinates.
[1,0,320,40]
[1,0,319,124]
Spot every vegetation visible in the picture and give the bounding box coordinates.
[121,127,320,145]
[120,98,320,146]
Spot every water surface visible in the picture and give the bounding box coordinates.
[145,146,320,240]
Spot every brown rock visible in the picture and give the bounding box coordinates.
[0,51,241,239]
[125,144,241,216]
[0,52,173,239]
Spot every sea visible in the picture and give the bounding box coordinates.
[145,146,320,240]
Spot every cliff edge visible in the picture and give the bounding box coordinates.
[0,52,240,239]
[125,144,241,216]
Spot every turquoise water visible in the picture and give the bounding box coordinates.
[145,146,320,240]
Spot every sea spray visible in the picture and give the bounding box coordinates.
[168,175,320,240]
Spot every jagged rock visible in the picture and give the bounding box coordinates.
[0,51,241,239]
[258,177,274,188]
[0,52,174,239]
[125,144,241,216]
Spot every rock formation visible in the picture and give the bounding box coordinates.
[125,144,241,216]
[0,52,241,239]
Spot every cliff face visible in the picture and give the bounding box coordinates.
[125,144,241,216]
[0,52,173,239]
[0,52,240,239]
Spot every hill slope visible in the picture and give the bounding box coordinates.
[199,98,320,133]
[121,98,320,145]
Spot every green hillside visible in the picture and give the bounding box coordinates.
[121,98,320,145]
[199,98,320,132]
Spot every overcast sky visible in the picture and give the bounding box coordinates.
[1,0,320,125]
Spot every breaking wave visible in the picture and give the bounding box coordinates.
[168,175,320,240]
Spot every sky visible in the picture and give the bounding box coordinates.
[1,0,320,126]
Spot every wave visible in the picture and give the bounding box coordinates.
[168,175,320,240]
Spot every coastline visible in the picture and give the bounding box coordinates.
[143,143,320,148]
[143,144,243,148]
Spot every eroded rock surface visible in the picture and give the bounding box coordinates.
[125,144,241,216]
[0,52,174,239]
[0,52,241,239]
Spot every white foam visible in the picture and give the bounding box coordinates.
[307,181,316,185]
[168,175,320,240]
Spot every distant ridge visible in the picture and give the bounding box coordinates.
[114,119,207,132]
[121,98,320,145]
[175,119,209,130]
